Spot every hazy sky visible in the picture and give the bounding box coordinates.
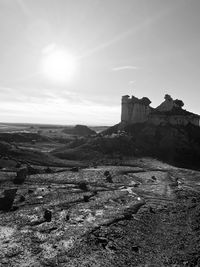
[0,0,200,125]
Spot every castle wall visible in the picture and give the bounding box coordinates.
[121,95,200,127]
[156,99,174,112]
[121,102,129,123]
[121,96,150,124]
[130,103,150,123]
[190,117,200,126]
[121,96,131,124]
[149,114,200,126]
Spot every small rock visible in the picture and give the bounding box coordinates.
[10,206,19,211]
[14,166,28,184]
[107,242,117,251]
[27,165,39,175]
[83,195,92,202]
[96,237,108,249]
[149,206,155,213]
[123,212,133,220]
[132,245,140,253]
[191,197,197,203]
[45,167,53,173]
[78,182,88,191]
[0,188,18,211]
[15,162,21,168]
[28,189,34,194]
[44,209,52,222]
[104,171,113,183]
[151,176,157,181]
[36,196,43,199]
[70,167,79,172]
[19,195,25,202]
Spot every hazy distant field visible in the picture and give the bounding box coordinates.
[0,123,108,134]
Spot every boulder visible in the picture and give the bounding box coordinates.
[0,188,18,211]
[44,209,52,222]
[14,166,28,184]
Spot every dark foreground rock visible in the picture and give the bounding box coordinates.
[0,188,17,211]
[13,166,28,184]
[103,123,200,170]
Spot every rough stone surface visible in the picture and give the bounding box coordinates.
[121,94,200,126]
[0,158,200,266]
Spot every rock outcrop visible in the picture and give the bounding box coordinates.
[121,95,152,125]
[121,94,200,127]
[63,125,96,136]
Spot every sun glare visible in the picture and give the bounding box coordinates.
[41,48,77,83]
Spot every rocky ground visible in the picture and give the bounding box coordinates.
[0,158,200,267]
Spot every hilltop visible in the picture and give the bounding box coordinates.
[62,125,96,136]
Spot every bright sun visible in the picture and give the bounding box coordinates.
[41,48,77,83]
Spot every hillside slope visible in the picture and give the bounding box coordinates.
[52,123,200,169]
[63,125,96,136]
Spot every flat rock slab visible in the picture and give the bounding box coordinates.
[0,159,199,266]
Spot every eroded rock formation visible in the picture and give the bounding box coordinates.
[121,94,200,126]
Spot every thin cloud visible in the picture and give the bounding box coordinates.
[16,0,32,17]
[0,85,107,107]
[112,66,140,71]
[129,80,136,84]
[79,2,182,60]
[0,91,119,125]
[0,85,77,104]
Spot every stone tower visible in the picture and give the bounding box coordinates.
[121,95,151,125]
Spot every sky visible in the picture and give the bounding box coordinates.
[0,0,200,125]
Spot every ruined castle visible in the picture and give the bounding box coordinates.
[121,94,200,127]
